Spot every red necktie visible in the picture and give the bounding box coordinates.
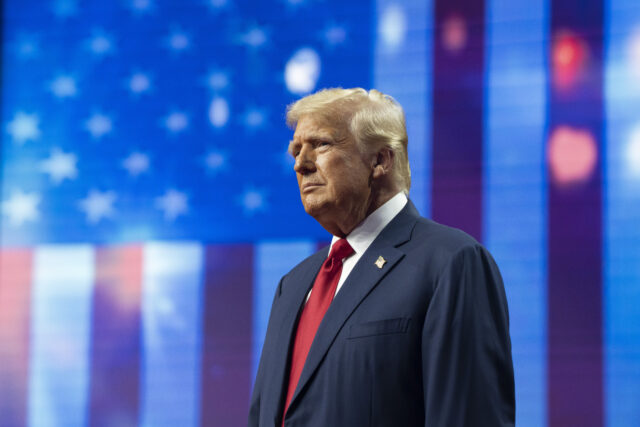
[282,238,354,423]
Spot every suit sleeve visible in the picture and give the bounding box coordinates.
[421,245,515,426]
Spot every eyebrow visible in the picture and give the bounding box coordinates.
[287,135,333,156]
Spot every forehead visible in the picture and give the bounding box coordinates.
[292,115,347,141]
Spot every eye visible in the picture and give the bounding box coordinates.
[289,144,301,158]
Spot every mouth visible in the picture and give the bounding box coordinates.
[301,183,323,193]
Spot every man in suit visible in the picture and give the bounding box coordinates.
[249,88,515,426]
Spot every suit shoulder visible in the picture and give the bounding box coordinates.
[405,216,490,267]
[415,217,479,248]
[404,217,503,293]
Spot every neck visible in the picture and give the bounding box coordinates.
[323,186,400,238]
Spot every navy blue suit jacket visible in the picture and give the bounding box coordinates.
[249,201,515,426]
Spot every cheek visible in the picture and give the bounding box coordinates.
[341,158,371,184]
[334,168,369,199]
[319,155,352,178]
[316,152,371,194]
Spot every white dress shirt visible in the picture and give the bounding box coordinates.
[305,192,408,302]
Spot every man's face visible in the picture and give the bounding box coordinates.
[289,115,374,235]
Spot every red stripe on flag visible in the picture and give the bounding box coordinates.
[431,0,486,241]
[89,245,143,427]
[200,244,253,427]
[0,249,32,426]
[547,0,604,422]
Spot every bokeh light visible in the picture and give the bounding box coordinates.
[552,31,588,90]
[442,14,467,53]
[208,97,229,128]
[285,48,321,95]
[627,28,640,81]
[548,125,598,185]
[378,4,406,49]
[627,126,640,178]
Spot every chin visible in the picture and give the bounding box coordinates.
[302,203,322,217]
[301,197,330,218]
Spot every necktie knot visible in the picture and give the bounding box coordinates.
[329,238,354,262]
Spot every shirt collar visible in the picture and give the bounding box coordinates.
[330,192,408,257]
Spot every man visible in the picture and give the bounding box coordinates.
[249,88,515,426]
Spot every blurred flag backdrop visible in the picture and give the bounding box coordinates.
[1,0,639,426]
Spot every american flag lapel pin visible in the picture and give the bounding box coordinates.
[374,256,386,269]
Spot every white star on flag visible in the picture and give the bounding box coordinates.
[16,37,39,59]
[206,70,230,91]
[324,24,347,46]
[156,189,188,221]
[6,112,41,144]
[130,0,153,13]
[284,0,306,6]
[122,152,150,176]
[164,112,189,133]
[240,26,268,48]
[88,32,113,55]
[204,149,227,174]
[40,148,78,184]
[239,187,267,216]
[129,72,151,94]
[207,0,228,10]
[169,31,190,52]
[2,189,40,226]
[50,75,77,98]
[79,190,117,223]
[243,107,266,129]
[85,113,113,139]
[52,0,78,18]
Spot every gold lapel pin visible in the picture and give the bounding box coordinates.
[375,256,387,269]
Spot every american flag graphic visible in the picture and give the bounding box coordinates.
[1,0,639,426]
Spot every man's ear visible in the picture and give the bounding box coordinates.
[372,148,394,179]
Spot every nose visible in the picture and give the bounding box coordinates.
[294,145,315,174]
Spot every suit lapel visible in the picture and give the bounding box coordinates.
[287,201,420,412]
[264,247,327,424]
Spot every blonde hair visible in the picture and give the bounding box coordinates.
[286,88,411,194]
